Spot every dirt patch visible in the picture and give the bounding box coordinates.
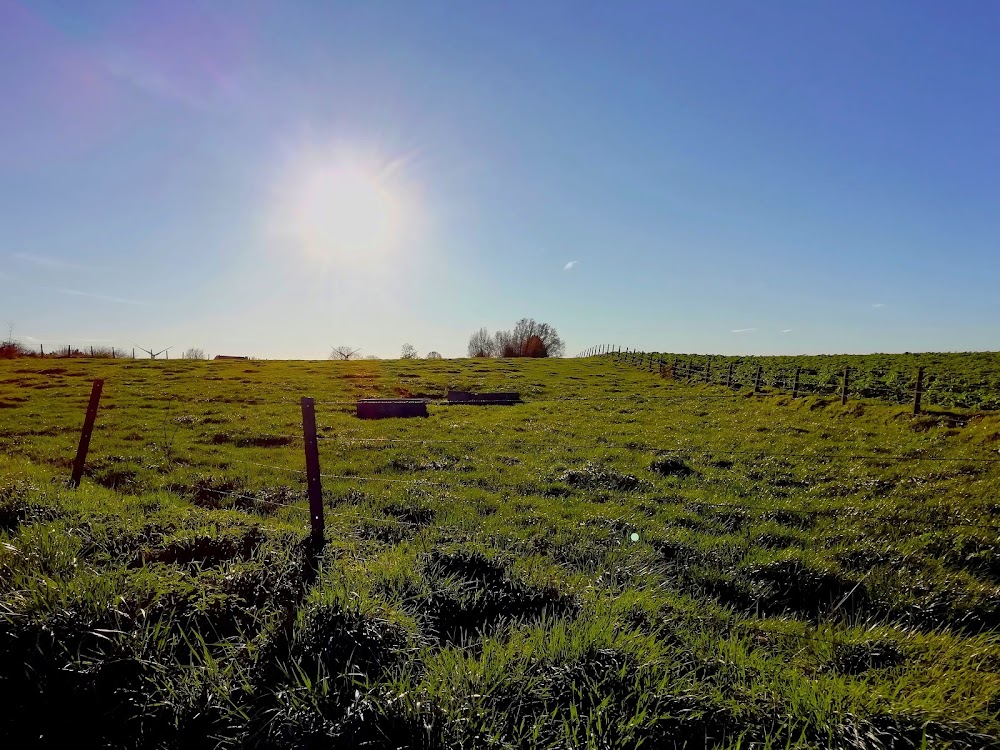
[741,559,867,619]
[289,604,410,678]
[355,519,413,545]
[650,456,697,477]
[415,551,578,644]
[828,639,905,675]
[92,466,142,493]
[558,463,643,492]
[381,502,435,527]
[136,527,265,568]
[0,481,55,532]
[187,476,297,514]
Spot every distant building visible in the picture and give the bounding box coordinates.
[213,355,248,360]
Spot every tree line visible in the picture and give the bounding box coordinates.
[468,318,564,358]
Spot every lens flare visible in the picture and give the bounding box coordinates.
[268,142,415,267]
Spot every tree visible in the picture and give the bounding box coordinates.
[510,318,564,358]
[400,343,418,359]
[467,328,496,358]
[182,348,206,360]
[426,351,443,359]
[330,345,362,360]
[468,319,564,358]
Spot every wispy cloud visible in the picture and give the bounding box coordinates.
[779,329,793,333]
[872,303,886,308]
[563,260,578,271]
[43,287,146,306]
[731,327,757,334]
[13,252,72,269]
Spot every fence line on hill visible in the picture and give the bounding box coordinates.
[51,377,1000,546]
[25,371,996,675]
[578,345,950,413]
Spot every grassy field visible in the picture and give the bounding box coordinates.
[640,351,1000,410]
[2,355,1000,748]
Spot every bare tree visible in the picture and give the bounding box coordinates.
[364,354,381,360]
[510,318,564,358]
[493,329,516,357]
[182,348,206,360]
[426,351,443,359]
[330,345,362,360]
[400,343,418,359]
[467,319,564,358]
[467,327,496,357]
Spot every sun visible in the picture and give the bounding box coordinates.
[269,143,412,266]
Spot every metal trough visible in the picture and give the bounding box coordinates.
[357,399,429,419]
[445,390,521,405]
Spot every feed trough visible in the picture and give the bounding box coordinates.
[446,390,521,405]
[357,399,429,419]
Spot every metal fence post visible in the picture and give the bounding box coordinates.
[913,367,924,415]
[70,379,104,487]
[301,397,325,542]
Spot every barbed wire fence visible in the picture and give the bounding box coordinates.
[35,367,1000,664]
[575,344,1000,414]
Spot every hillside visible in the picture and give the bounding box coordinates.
[2,356,999,748]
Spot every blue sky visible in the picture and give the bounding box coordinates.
[2,1,998,358]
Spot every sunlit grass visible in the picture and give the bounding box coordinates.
[1,356,999,747]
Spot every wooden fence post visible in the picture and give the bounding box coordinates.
[792,367,801,399]
[70,379,104,487]
[841,366,850,405]
[726,363,734,388]
[301,397,325,542]
[705,357,712,384]
[913,367,924,415]
[754,365,762,393]
[40,344,44,356]
[686,361,692,383]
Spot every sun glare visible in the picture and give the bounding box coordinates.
[269,143,413,266]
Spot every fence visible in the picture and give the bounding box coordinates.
[60,376,1000,541]
[14,365,996,668]
[576,345,1000,414]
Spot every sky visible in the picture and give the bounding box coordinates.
[1,1,998,359]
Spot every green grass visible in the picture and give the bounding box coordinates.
[1,355,999,748]
[635,350,1000,410]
